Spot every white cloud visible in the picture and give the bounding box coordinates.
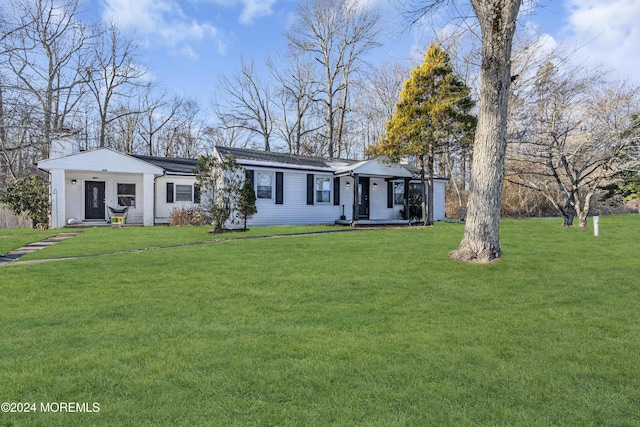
[563,0,640,81]
[201,0,276,25]
[102,0,222,58]
[237,0,276,25]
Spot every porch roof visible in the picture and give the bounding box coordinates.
[132,155,200,175]
[402,164,449,181]
[38,148,164,175]
[333,157,414,179]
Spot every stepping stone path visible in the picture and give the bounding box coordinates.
[0,232,81,264]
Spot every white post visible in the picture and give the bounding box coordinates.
[593,215,599,237]
[142,173,155,226]
[49,169,66,228]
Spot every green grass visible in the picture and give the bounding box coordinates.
[1,216,639,426]
[4,224,344,262]
[0,228,58,257]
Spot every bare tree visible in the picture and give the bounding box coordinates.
[355,62,408,153]
[269,54,322,154]
[138,84,184,156]
[157,98,206,158]
[449,0,522,262]
[508,60,640,228]
[287,0,381,158]
[6,0,93,157]
[85,21,146,148]
[215,58,274,152]
[201,125,251,153]
[0,2,39,185]
[398,0,522,261]
[107,102,142,154]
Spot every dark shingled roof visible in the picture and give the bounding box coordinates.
[132,146,361,175]
[132,154,200,174]
[401,164,449,181]
[215,145,352,169]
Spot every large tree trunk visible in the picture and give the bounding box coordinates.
[562,214,575,227]
[578,214,587,229]
[450,0,521,263]
[577,183,598,229]
[554,199,575,226]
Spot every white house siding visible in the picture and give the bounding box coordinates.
[432,179,447,221]
[247,168,341,226]
[369,177,403,220]
[338,176,354,221]
[38,149,163,227]
[155,175,201,224]
[39,146,449,228]
[367,178,448,222]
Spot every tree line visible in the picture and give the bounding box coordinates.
[0,0,409,192]
[0,0,215,189]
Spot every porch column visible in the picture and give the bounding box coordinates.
[352,173,360,221]
[50,169,66,228]
[403,177,410,221]
[142,173,155,226]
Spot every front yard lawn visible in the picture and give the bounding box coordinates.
[1,216,639,425]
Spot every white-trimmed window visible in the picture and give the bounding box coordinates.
[176,185,193,202]
[394,182,404,205]
[316,177,331,203]
[256,172,273,199]
[117,183,136,207]
[166,182,201,204]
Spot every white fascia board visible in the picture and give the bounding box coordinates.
[333,157,414,178]
[38,148,164,175]
[236,159,334,172]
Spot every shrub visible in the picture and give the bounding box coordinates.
[169,206,206,226]
[0,175,50,228]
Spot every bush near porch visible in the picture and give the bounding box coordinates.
[1,216,639,425]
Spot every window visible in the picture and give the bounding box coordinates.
[117,183,136,207]
[316,177,331,203]
[176,185,193,202]
[167,183,199,203]
[194,184,201,204]
[257,172,273,199]
[166,183,174,203]
[394,182,404,205]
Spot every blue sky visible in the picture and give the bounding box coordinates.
[84,0,640,103]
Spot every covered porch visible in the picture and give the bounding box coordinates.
[333,157,416,225]
[38,148,163,228]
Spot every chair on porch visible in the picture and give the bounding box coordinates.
[108,206,129,225]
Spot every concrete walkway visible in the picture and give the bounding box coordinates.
[0,232,81,265]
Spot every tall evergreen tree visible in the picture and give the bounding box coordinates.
[369,44,475,225]
[237,178,257,230]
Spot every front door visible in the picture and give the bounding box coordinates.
[85,181,106,220]
[358,177,370,219]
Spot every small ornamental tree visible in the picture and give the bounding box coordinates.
[237,178,257,230]
[0,175,51,228]
[195,154,243,233]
